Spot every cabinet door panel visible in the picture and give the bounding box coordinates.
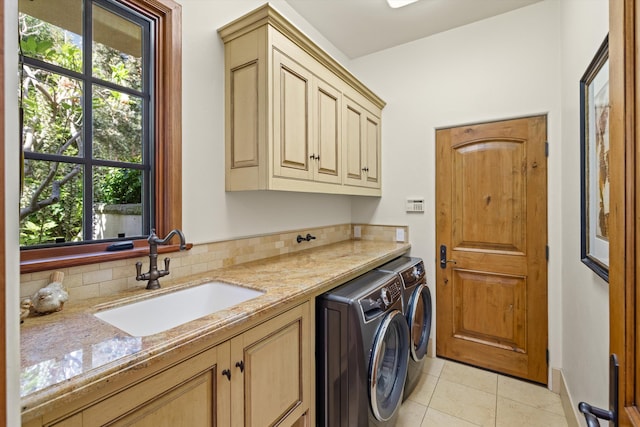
[344,103,363,184]
[107,371,214,427]
[83,347,218,427]
[245,322,301,426]
[273,50,312,181]
[365,115,381,188]
[51,413,82,427]
[231,303,311,427]
[314,80,341,183]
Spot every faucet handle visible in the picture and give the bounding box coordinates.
[162,257,171,276]
[135,261,143,280]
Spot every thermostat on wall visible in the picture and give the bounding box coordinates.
[406,198,425,213]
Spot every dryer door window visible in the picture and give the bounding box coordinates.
[369,310,409,421]
[408,284,432,362]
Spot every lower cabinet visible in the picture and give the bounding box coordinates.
[40,301,312,427]
[221,301,312,426]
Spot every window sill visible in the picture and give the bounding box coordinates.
[20,241,193,274]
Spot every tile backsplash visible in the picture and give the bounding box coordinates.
[20,224,408,302]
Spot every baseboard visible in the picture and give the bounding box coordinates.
[427,337,435,358]
[556,368,581,427]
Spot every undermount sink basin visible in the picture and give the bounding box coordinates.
[94,282,265,337]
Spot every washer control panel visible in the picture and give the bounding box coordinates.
[359,277,403,321]
[400,261,425,288]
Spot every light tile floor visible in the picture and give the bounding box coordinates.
[396,358,570,427]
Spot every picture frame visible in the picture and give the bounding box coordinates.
[580,35,610,282]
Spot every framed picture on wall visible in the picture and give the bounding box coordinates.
[580,34,609,282]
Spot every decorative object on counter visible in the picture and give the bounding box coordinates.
[296,233,317,243]
[20,298,32,323]
[31,271,69,315]
[136,229,187,290]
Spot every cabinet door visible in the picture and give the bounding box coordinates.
[230,302,311,427]
[364,113,381,188]
[50,414,82,427]
[343,95,381,189]
[82,347,219,427]
[313,78,341,184]
[272,49,313,181]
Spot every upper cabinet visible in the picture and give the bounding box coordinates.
[218,4,385,196]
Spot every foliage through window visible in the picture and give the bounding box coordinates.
[19,0,153,248]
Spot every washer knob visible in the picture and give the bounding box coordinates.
[412,266,420,279]
[380,287,391,306]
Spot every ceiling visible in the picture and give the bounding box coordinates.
[284,0,543,59]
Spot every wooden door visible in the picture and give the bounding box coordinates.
[435,116,548,384]
[609,0,640,424]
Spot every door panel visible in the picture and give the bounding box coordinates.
[272,50,312,180]
[436,115,548,384]
[315,80,341,183]
[452,139,525,253]
[366,116,380,186]
[452,269,526,353]
[344,104,363,182]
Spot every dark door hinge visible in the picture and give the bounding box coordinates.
[546,245,549,261]
[545,142,549,157]
[546,348,549,365]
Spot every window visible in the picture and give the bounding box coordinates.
[18,0,182,273]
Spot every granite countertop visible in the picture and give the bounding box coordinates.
[20,239,410,420]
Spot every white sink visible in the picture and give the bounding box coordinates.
[94,282,265,337]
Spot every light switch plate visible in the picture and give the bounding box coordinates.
[396,228,405,242]
[354,225,362,238]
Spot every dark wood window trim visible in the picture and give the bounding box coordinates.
[20,0,183,274]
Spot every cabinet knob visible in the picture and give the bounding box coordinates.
[235,360,245,372]
[222,369,231,380]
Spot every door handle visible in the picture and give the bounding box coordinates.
[578,354,618,427]
[440,245,457,269]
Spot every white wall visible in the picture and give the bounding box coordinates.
[348,0,564,379]
[180,0,353,244]
[560,0,609,414]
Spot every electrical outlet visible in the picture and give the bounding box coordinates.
[396,228,405,242]
[354,225,361,238]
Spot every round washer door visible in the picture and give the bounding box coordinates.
[369,309,410,422]
[407,283,432,362]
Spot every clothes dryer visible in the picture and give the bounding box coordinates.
[317,270,410,427]
[377,257,431,400]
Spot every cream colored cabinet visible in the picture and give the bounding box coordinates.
[220,301,312,426]
[36,302,312,427]
[48,346,219,427]
[343,94,382,190]
[272,49,341,185]
[219,4,383,196]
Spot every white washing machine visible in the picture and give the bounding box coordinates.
[317,270,410,426]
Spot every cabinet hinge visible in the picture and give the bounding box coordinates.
[545,142,549,157]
